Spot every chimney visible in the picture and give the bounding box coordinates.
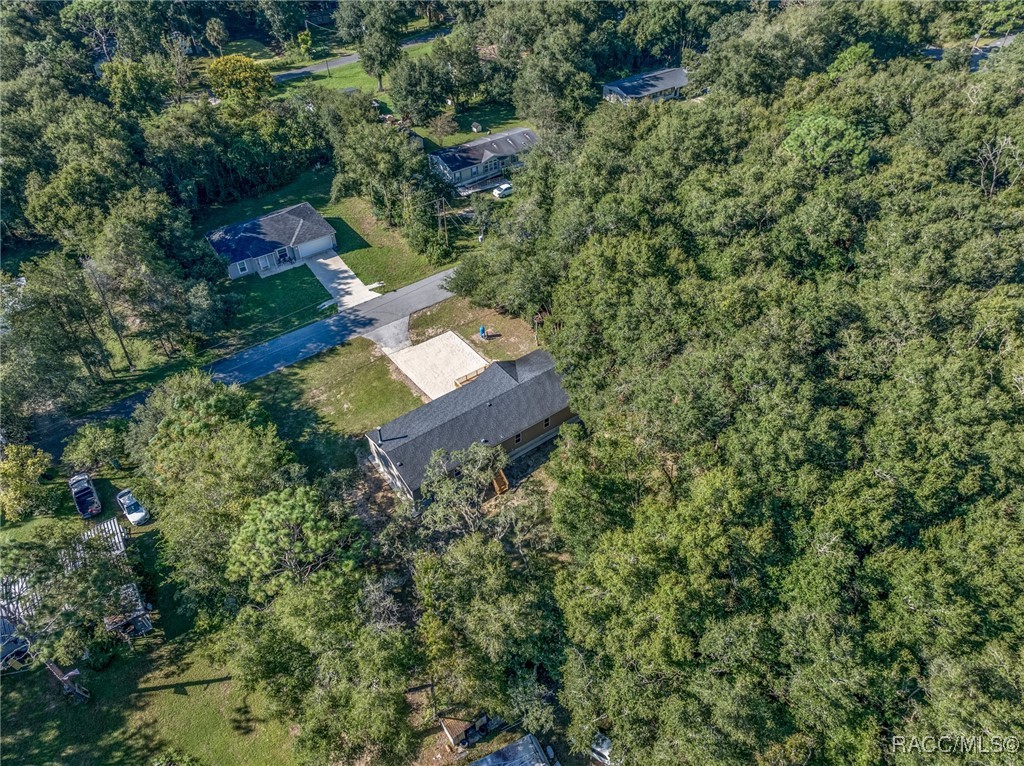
[376,427,383,445]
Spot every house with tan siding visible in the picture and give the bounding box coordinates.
[366,350,573,501]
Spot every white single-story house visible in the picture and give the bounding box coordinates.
[428,128,539,190]
[205,202,338,279]
[602,67,689,102]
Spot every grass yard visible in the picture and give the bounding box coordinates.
[0,473,295,766]
[54,165,437,416]
[72,267,333,413]
[194,169,339,233]
[323,196,440,289]
[196,169,437,292]
[248,337,422,476]
[275,40,437,113]
[409,297,539,362]
[414,102,530,152]
[222,37,276,61]
[220,266,334,351]
[202,22,441,78]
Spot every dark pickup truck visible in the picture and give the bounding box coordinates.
[68,473,101,519]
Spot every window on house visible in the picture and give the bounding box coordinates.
[471,165,479,176]
[237,261,248,274]
[544,417,550,428]
[514,432,522,444]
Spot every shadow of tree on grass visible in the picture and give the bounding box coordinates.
[249,364,362,479]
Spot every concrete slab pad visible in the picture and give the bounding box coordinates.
[306,252,380,309]
[386,331,488,400]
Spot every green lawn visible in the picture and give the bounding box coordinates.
[223,37,276,61]
[248,337,422,476]
[0,473,296,766]
[324,197,441,289]
[55,164,437,416]
[414,103,530,152]
[203,23,441,78]
[219,265,334,351]
[198,168,440,291]
[275,40,437,113]
[408,296,539,362]
[72,267,333,413]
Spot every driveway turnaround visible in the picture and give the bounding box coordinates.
[363,317,411,354]
[306,252,380,309]
[386,331,488,400]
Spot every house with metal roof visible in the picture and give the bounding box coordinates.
[428,128,539,191]
[366,350,573,500]
[602,67,689,102]
[469,734,551,766]
[205,202,338,279]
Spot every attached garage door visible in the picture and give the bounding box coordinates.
[295,235,335,258]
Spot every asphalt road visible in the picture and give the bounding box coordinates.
[209,268,454,384]
[921,33,1018,71]
[32,269,455,456]
[273,28,449,83]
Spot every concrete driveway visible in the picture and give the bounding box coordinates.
[306,252,380,309]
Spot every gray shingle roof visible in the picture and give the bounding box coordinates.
[205,202,336,264]
[604,67,689,98]
[367,350,568,494]
[470,735,550,766]
[430,128,539,173]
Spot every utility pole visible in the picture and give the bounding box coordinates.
[434,199,449,246]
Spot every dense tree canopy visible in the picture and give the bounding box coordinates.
[5,3,1024,766]
[454,9,1024,764]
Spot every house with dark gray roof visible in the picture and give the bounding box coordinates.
[205,202,337,279]
[366,350,573,500]
[469,734,550,766]
[428,128,539,190]
[602,67,689,102]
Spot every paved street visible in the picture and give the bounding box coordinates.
[32,269,454,455]
[273,28,449,83]
[210,268,453,384]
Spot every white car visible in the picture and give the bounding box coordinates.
[115,489,151,526]
[492,182,513,199]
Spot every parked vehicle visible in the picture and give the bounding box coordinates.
[492,182,513,198]
[68,474,101,519]
[590,733,617,766]
[115,489,150,526]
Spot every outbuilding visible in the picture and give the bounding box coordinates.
[470,734,550,766]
